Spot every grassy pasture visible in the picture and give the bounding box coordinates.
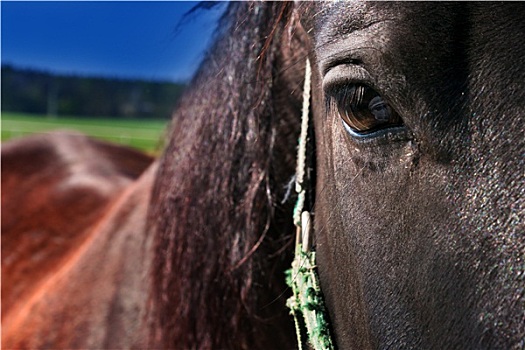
[1,112,168,154]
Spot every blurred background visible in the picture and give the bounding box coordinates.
[1,1,227,154]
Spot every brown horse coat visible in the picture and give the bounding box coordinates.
[2,132,156,348]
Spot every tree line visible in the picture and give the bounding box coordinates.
[1,65,186,119]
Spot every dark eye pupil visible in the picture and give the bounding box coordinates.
[333,85,402,134]
[368,96,390,121]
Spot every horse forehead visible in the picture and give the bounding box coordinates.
[311,2,454,45]
[314,2,387,34]
[313,2,402,38]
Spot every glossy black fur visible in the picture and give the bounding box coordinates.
[310,2,524,349]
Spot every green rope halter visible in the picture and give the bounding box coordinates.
[285,59,335,350]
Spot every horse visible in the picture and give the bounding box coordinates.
[2,2,524,349]
[1,131,155,348]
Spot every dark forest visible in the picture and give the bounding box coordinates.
[2,65,186,119]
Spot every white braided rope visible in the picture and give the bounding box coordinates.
[293,58,312,227]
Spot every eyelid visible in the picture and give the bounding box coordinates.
[344,124,412,143]
[322,63,373,93]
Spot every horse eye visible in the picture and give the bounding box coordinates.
[333,84,403,135]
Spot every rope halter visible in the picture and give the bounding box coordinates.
[285,59,335,350]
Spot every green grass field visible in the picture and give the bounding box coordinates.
[2,112,168,154]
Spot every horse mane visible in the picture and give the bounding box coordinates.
[148,2,310,348]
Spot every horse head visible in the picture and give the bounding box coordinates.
[302,2,525,349]
[153,2,525,349]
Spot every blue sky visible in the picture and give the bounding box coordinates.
[1,1,227,82]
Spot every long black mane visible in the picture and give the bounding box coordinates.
[149,3,308,348]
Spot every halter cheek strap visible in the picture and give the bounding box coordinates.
[286,59,335,350]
